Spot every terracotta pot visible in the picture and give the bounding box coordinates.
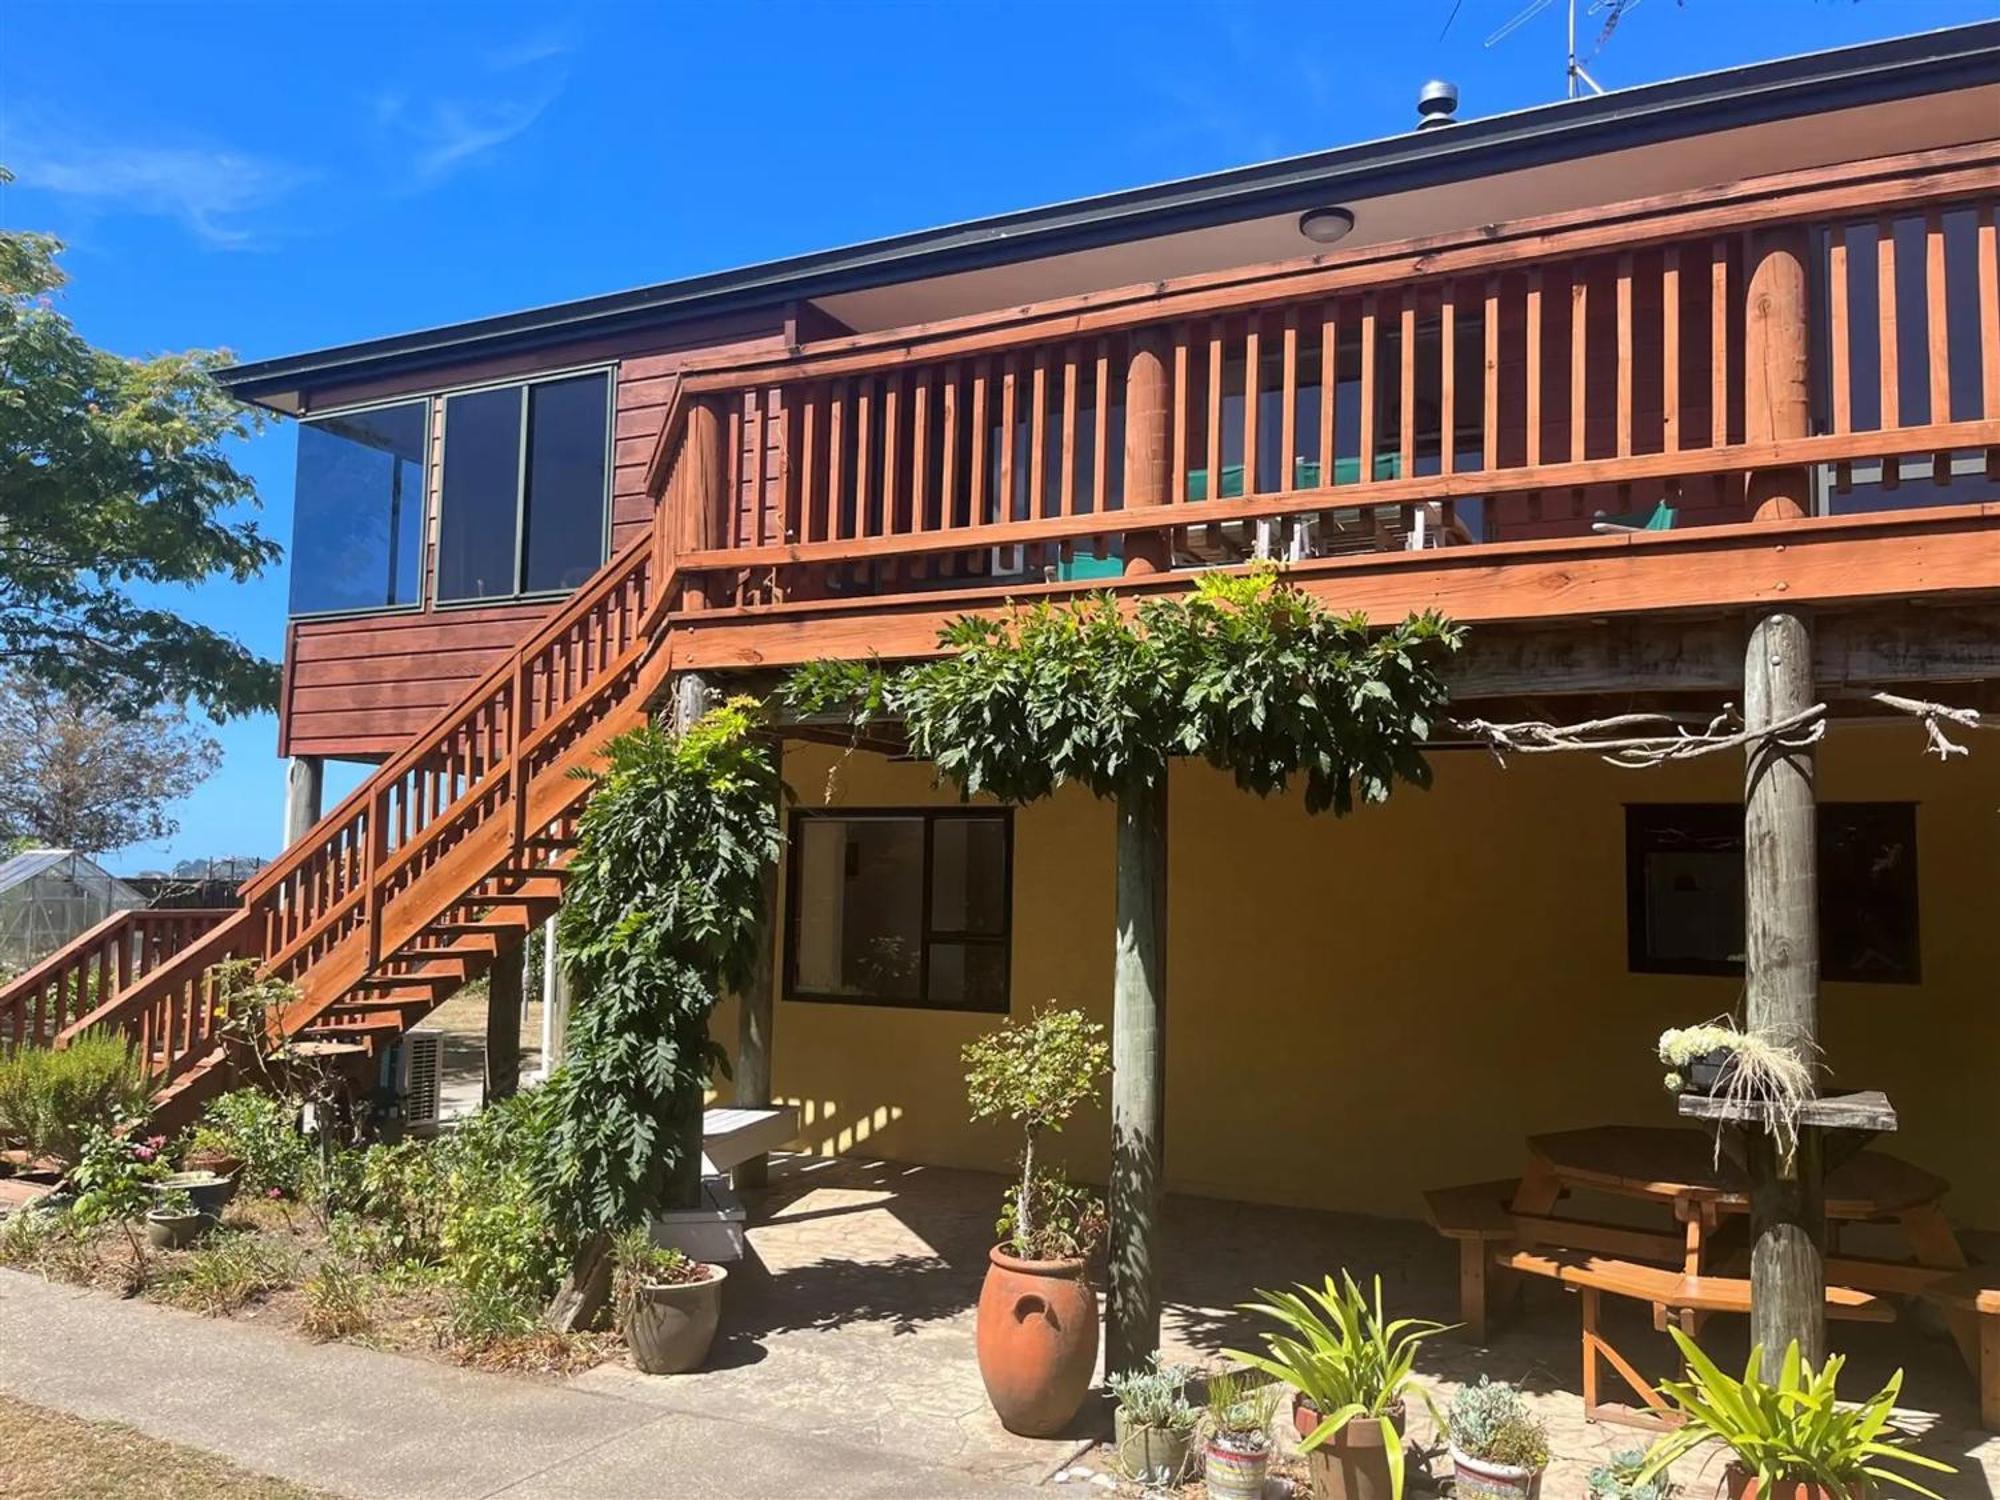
[1204,1434,1271,1500]
[625,1265,725,1374]
[1298,1397,1404,1500]
[974,1245,1098,1437]
[183,1149,243,1180]
[1724,1469,1855,1500]
[1450,1444,1543,1500]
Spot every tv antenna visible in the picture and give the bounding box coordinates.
[1484,0,1643,99]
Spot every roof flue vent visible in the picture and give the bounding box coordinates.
[1417,79,1460,130]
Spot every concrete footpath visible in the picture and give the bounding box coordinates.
[0,1270,1041,1500]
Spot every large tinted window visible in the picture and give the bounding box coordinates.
[437,373,609,603]
[289,402,427,615]
[436,386,524,603]
[522,373,610,593]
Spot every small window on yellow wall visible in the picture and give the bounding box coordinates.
[786,809,1012,1011]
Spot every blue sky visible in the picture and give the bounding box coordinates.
[3,0,1993,873]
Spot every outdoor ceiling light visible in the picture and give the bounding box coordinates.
[1297,207,1356,246]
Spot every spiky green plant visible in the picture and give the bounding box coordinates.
[1637,1328,1953,1499]
[1224,1271,1448,1500]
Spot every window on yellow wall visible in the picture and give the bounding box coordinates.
[786,809,1012,1011]
[1624,803,1919,983]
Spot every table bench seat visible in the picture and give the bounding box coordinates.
[1921,1269,2000,1430]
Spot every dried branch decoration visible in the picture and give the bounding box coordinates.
[1450,704,1826,769]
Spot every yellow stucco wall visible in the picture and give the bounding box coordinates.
[728,725,1998,1232]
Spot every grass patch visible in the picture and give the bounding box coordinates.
[151,1231,296,1317]
[0,1392,335,1500]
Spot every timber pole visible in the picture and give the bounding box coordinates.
[1106,770,1169,1376]
[733,771,781,1191]
[664,670,719,1213]
[1741,225,1826,1377]
[483,931,525,1105]
[1121,332,1172,576]
[679,399,727,612]
[283,756,325,848]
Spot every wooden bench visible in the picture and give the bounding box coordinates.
[1424,1179,1518,1344]
[1920,1269,2000,1431]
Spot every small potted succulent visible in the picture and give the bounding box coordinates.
[1657,1021,1743,1095]
[145,1188,204,1249]
[1588,1447,1674,1499]
[614,1227,725,1375]
[1637,1329,1953,1499]
[1447,1378,1549,1500]
[1109,1354,1200,1487]
[1203,1369,1282,1500]
[1227,1270,1447,1500]
[964,1007,1110,1437]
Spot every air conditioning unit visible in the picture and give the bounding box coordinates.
[380,1028,443,1132]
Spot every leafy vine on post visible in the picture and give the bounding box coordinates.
[787,566,1463,1377]
[535,698,780,1332]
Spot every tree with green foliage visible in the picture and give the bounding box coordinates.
[789,567,1462,1372]
[0,166,280,719]
[535,699,780,1256]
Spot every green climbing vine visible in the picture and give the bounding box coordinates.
[785,567,1464,813]
[533,699,779,1245]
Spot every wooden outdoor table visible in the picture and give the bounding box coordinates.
[1512,1125,1969,1339]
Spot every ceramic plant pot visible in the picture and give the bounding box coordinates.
[153,1171,232,1222]
[1299,1398,1404,1500]
[625,1264,725,1374]
[1685,1049,1733,1094]
[1723,1469,1855,1500]
[145,1209,203,1250]
[1114,1410,1193,1486]
[974,1245,1098,1436]
[1451,1445,1543,1500]
[1204,1434,1271,1500]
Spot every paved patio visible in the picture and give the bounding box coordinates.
[626,1151,2000,1498]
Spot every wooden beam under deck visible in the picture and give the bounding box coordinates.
[665,504,2000,676]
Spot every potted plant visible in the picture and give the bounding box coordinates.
[1447,1378,1549,1500]
[1636,1329,1954,1500]
[1657,1018,1818,1164]
[180,1122,245,1181]
[1589,1446,1675,1499]
[613,1227,725,1375]
[1657,1022,1743,1096]
[1226,1271,1446,1500]
[144,1188,204,1250]
[1108,1354,1199,1485]
[152,1168,233,1222]
[962,1006,1110,1437]
[1203,1369,1282,1500]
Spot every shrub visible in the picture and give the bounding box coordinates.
[436,1092,563,1307]
[445,1278,540,1344]
[152,1231,294,1316]
[963,1007,1108,1260]
[0,1033,147,1165]
[193,1090,312,1197]
[1447,1378,1550,1471]
[301,1259,373,1342]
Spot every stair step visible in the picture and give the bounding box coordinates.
[303,1014,404,1037]
[428,920,530,939]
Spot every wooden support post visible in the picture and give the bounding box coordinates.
[1107,771,1168,1376]
[483,931,525,1105]
[665,670,717,1214]
[541,913,567,1072]
[283,756,324,848]
[1122,332,1172,575]
[1743,608,1826,1376]
[679,398,727,611]
[733,773,781,1191]
[1745,227,1812,522]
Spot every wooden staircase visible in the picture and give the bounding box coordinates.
[0,390,695,1127]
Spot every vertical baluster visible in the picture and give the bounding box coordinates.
[941,361,959,533]
[1571,264,1590,463]
[1926,210,1951,483]
[1030,350,1048,519]
[1526,270,1544,469]
[1981,204,2000,480]
[1359,296,1378,482]
[1280,308,1299,492]
[1829,228,1850,490]
[829,379,849,541]
[1172,324,1190,551]
[1711,239,1730,450]
[1439,285,1456,478]
[999,356,1018,521]
[1399,295,1417,482]
[1616,252,1634,459]
[1243,315,1261,496]
[881,370,901,542]
[1663,247,1682,455]
[1318,303,1336,487]
[747,393,767,549]
[969,358,989,533]
[855,378,875,536]
[912,369,932,534]
[1060,344,1079,518]
[1093,338,1110,514]
[1484,278,1501,475]
[799,383,821,543]
[1878,218,1901,488]
[1205,321,1224,500]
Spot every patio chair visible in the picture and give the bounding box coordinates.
[1591,499,1678,535]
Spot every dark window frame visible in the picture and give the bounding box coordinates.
[783,806,1014,1013]
[287,396,432,621]
[433,367,615,609]
[1624,801,1920,984]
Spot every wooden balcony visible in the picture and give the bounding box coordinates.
[646,141,2000,670]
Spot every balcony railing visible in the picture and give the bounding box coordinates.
[650,141,2000,614]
